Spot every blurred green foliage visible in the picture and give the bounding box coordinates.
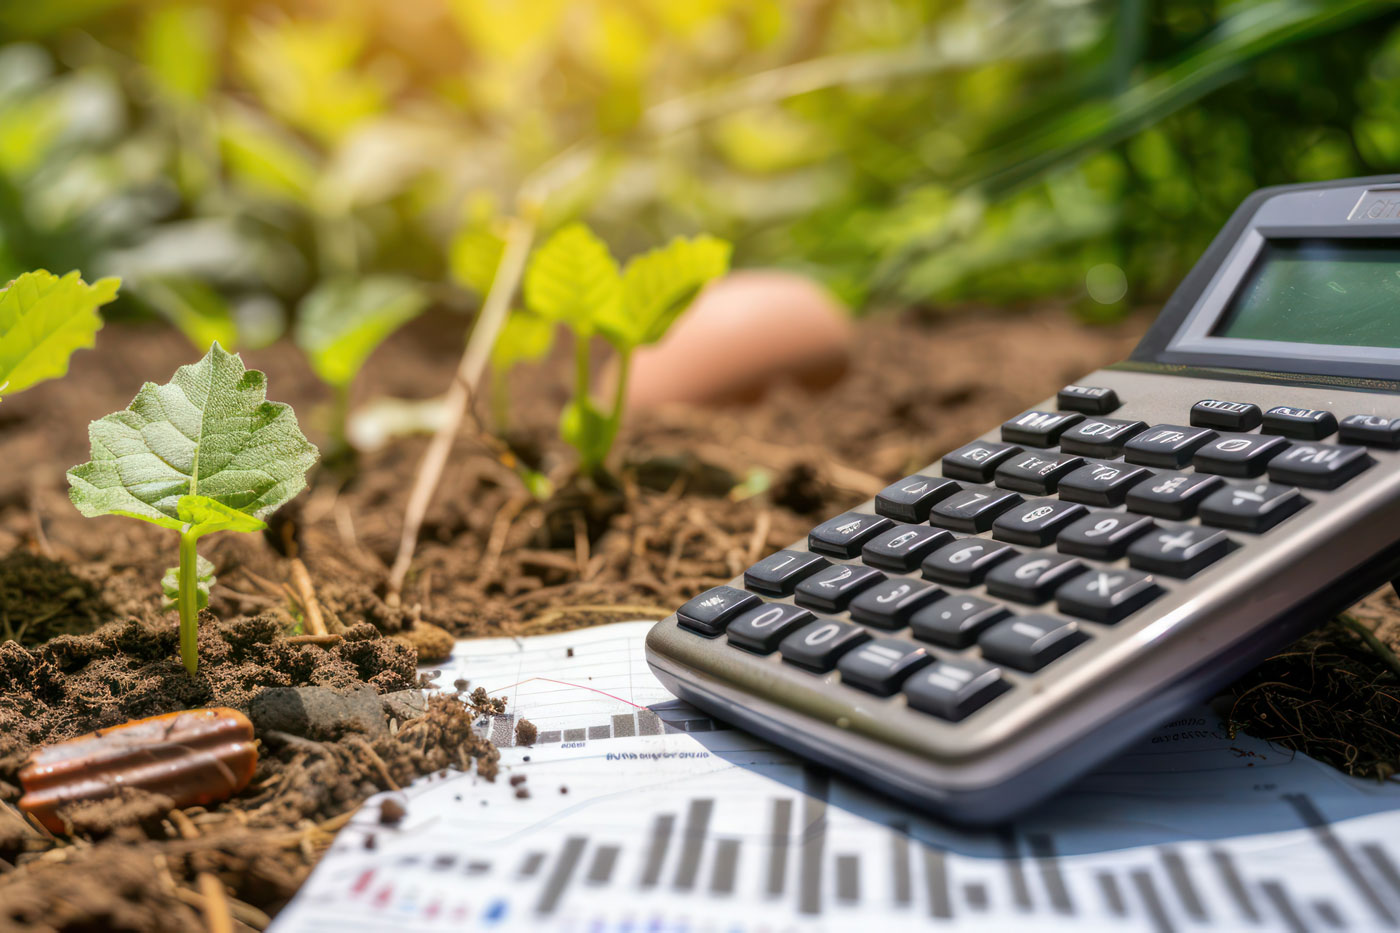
[0,0,1398,337]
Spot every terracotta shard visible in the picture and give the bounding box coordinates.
[18,707,258,834]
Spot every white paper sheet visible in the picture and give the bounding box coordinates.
[272,621,1400,932]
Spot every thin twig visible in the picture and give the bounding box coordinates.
[1339,613,1400,679]
[284,633,343,646]
[387,212,539,602]
[289,558,328,636]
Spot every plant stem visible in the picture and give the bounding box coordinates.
[604,346,633,460]
[177,529,201,675]
[1339,613,1400,680]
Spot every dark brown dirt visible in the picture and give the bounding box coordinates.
[2,304,1399,928]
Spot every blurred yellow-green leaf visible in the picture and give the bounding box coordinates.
[294,276,428,390]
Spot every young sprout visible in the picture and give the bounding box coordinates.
[521,224,730,478]
[67,343,318,674]
[294,276,428,468]
[0,270,120,402]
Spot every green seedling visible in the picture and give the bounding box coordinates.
[294,275,428,465]
[0,270,120,402]
[522,224,730,478]
[67,343,318,674]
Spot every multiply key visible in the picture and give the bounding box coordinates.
[1056,569,1161,624]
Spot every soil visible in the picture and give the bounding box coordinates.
[1,304,1397,928]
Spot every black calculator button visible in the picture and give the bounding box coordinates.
[1123,424,1218,468]
[922,538,1019,586]
[1191,399,1262,431]
[1057,418,1148,457]
[1057,384,1120,415]
[794,564,885,613]
[904,657,1010,721]
[1056,569,1162,624]
[1261,406,1338,440]
[993,450,1085,495]
[744,550,829,596]
[929,486,1024,533]
[1266,443,1373,490]
[726,603,814,654]
[837,638,933,696]
[941,441,1023,483]
[985,553,1088,604]
[779,618,871,672]
[1000,410,1084,447]
[874,475,959,522]
[1192,433,1289,477]
[808,512,894,558]
[1057,510,1155,560]
[677,586,762,636]
[1124,471,1223,519]
[978,613,1088,672]
[991,499,1087,547]
[1127,524,1232,578]
[1057,460,1155,507]
[850,579,943,629]
[1339,414,1400,448]
[862,524,954,572]
[910,595,1011,648]
[1198,482,1307,532]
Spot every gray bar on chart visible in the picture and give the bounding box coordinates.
[1028,834,1073,914]
[836,855,860,904]
[639,814,675,888]
[1097,871,1126,917]
[587,845,620,885]
[466,861,490,876]
[519,852,545,877]
[799,770,830,915]
[637,710,663,735]
[1284,794,1396,926]
[890,821,912,906]
[536,836,587,915]
[674,799,715,891]
[1130,870,1175,933]
[965,882,989,911]
[767,799,792,897]
[491,714,515,748]
[1261,880,1307,933]
[538,731,562,744]
[711,839,741,895]
[611,713,636,737]
[1313,899,1346,929]
[1160,848,1207,921]
[1209,848,1258,921]
[588,724,611,740]
[432,854,456,871]
[563,728,586,742]
[1362,843,1400,899]
[923,844,951,919]
[999,830,1032,910]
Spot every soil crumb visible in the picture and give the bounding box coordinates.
[516,718,538,746]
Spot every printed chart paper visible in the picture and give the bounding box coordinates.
[273,622,1400,932]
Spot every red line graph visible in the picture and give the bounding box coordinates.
[484,676,648,711]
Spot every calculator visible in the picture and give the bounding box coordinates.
[645,176,1400,824]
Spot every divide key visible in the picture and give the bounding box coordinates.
[1191,399,1262,431]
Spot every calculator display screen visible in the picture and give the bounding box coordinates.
[1213,238,1400,349]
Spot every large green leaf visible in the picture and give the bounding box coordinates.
[601,235,731,347]
[294,276,428,389]
[162,555,215,612]
[67,343,318,533]
[0,270,119,399]
[523,223,621,331]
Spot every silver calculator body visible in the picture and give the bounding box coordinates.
[645,176,1400,825]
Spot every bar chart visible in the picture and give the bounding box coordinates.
[275,623,1400,933]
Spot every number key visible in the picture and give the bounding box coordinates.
[744,550,829,596]
[984,553,1088,604]
[794,564,885,613]
[929,486,1023,533]
[862,524,954,572]
[726,603,814,654]
[991,499,1087,547]
[1057,510,1154,560]
[779,619,871,672]
[922,538,1018,586]
[850,579,943,629]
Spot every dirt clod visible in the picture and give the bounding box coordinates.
[378,799,406,826]
[516,718,538,746]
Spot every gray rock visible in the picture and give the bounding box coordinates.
[380,689,428,722]
[248,685,388,741]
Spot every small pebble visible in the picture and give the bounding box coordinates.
[560,786,568,795]
[379,799,406,825]
[509,775,527,787]
[515,787,531,799]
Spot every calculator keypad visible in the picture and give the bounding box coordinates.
[682,382,1385,726]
